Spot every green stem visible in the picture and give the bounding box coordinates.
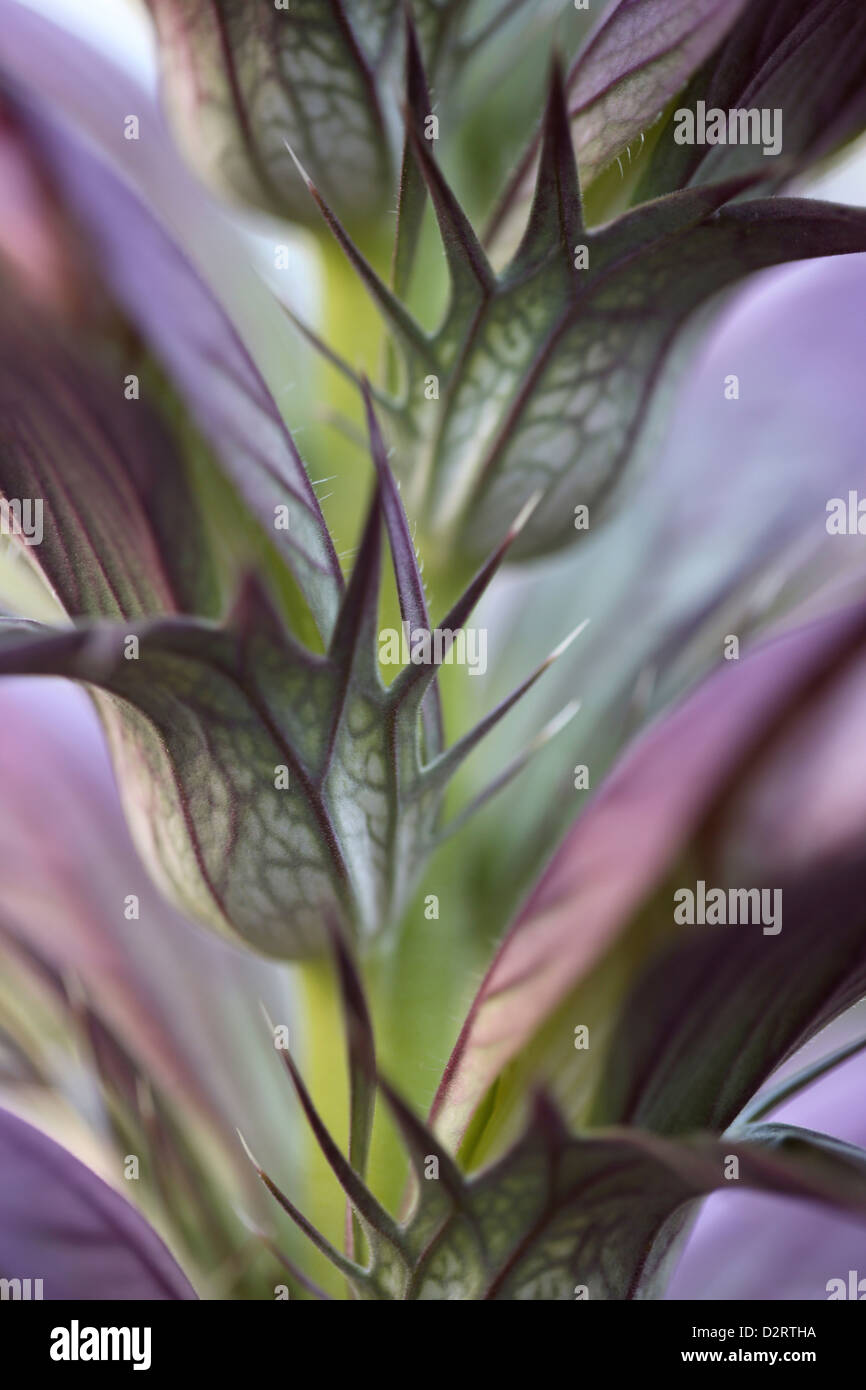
[295,954,352,1298]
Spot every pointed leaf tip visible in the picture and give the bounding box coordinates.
[235,1128,262,1174]
[361,378,445,754]
[512,55,584,274]
[545,617,591,668]
[405,121,496,299]
[425,619,588,795]
[439,697,583,842]
[403,3,430,122]
[362,379,428,632]
[268,1020,404,1250]
[508,489,544,540]
[391,3,434,299]
[283,139,315,193]
[291,171,429,357]
[535,698,582,745]
[389,488,550,715]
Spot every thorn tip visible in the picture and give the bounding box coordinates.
[545,618,590,667]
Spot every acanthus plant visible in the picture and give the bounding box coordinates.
[1,0,866,1301]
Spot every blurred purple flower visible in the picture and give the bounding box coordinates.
[0,1106,196,1301]
[670,1047,866,1300]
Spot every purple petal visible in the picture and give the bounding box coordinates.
[669,1048,866,1299]
[0,1106,196,1299]
[0,0,342,636]
[432,598,866,1153]
[0,677,299,1177]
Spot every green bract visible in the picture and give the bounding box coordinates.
[272,21,866,563]
[0,387,582,955]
